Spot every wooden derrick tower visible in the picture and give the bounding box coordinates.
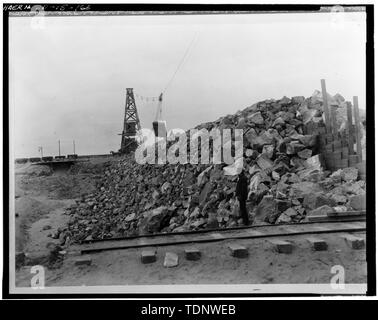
[119,88,141,154]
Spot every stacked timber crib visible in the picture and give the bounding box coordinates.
[305,79,365,177]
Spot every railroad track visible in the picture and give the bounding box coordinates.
[76,211,366,255]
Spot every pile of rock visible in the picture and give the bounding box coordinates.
[61,92,366,243]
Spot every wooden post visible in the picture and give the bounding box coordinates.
[321,79,331,134]
[346,101,354,155]
[353,96,362,162]
[330,105,337,135]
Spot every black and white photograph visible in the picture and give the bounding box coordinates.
[2,3,374,298]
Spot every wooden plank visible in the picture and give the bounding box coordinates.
[141,250,157,264]
[346,101,354,155]
[327,210,366,217]
[311,225,331,232]
[330,105,337,135]
[228,244,248,258]
[283,227,298,234]
[308,214,366,222]
[307,215,330,222]
[306,237,328,251]
[321,79,331,133]
[353,96,363,162]
[269,240,293,254]
[74,256,92,266]
[210,233,225,240]
[138,238,149,246]
[340,234,365,249]
[340,223,364,229]
[352,221,366,228]
[185,248,201,261]
[247,230,264,236]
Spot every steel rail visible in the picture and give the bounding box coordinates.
[80,223,366,254]
[81,212,366,245]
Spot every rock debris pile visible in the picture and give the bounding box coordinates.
[59,92,366,243]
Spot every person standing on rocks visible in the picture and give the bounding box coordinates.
[235,169,249,225]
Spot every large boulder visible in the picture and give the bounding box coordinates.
[297,149,312,159]
[289,181,323,199]
[343,181,366,195]
[286,142,305,155]
[254,131,276,148]
[199,182,212,206]
[164,252,179,268]
[349,193,366,210]
[341,167,359,182]
[303,192,336,210]
[248,111,264,125]
[255,195,290,224]
[275,199,291,213]
[275,213,292,224]
[298,135,317,148]
[308,205,335,217]
[138,206,170,234]
[206,212,219,229]
[330,193,348,204]
[255,195,276,223]
[276,208,298,224]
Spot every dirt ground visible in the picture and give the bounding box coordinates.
[14,159,108,256]
[13,158,367,291]
[15,231,366,287]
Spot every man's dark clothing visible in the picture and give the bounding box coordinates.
[235,172,249,225]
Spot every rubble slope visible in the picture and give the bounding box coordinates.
[62,92,366,243]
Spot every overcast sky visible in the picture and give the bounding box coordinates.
[10,12,366,158]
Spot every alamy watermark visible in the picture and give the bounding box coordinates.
[330,265,345,290]
[135,128,244,174]
[30,265,45,289]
